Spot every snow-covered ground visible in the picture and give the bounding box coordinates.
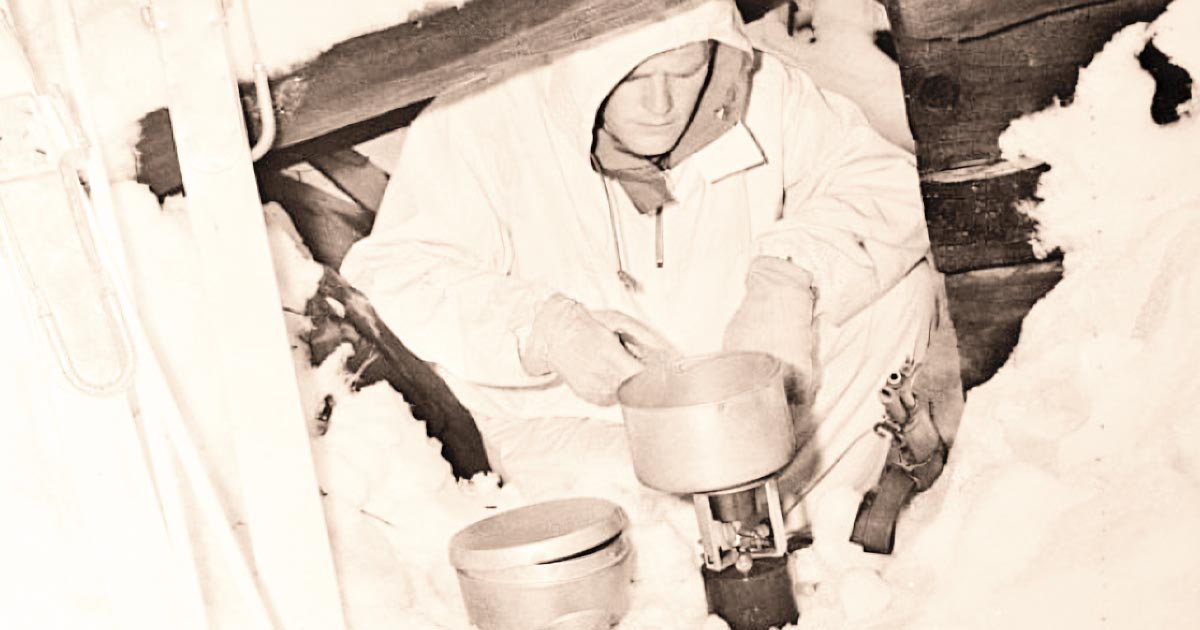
[4,0,1199,628]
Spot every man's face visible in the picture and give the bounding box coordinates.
[601,42,712,157]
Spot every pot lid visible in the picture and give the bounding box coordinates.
[448,497,628,572]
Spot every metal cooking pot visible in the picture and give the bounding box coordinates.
[616,352,797,494]
[448,498,633,630]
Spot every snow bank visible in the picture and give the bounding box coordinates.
[827,2,1200,628]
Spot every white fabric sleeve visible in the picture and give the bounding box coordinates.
[755,66,931,326]
[339,101,558,388]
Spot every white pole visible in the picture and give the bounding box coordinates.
[35,0,287,625]
[145,0,346,628]
[41,1,213,623]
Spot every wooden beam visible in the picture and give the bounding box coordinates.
[136,0,700,195]
[308,149,389,213]
[736,0,790,23]
[308,268,492,480]
[258,172,374,270]
[135,107,181,196]
[256,100,428,175]
[887,0,1170,173]
[944,260,1062,390]
[258,0,695,148]
[884,0,1126,40]
[258,173,490,480]
[922,161,1052,274]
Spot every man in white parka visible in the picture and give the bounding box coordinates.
[341,0,935,537]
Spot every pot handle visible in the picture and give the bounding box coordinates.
[537,609,609,630]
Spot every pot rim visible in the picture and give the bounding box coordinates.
[617,351,782,412]
[456,533,631,585]
[448,498,628,573]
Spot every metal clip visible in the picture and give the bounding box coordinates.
[873,418,904,443]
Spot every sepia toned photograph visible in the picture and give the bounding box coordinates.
[1,0,1195,628]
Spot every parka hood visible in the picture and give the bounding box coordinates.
[544,0,755,153]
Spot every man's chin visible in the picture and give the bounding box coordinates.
[621,137,678,158]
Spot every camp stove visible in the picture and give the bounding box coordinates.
[618,352,801,630]
[693,475,788,572]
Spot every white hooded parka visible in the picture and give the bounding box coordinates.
[340,0,930,431]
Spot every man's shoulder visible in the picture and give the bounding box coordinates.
[750,47,820,94]
[420,70,547,128]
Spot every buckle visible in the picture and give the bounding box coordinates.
[873,418,904,443]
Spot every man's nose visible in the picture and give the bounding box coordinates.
[642,75,672,116]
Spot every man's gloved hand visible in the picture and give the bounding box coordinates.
[723,255,817,400]
[521,294,675,406]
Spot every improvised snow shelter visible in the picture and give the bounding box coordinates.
[131,0,1178,398]
[3,0,1191,627]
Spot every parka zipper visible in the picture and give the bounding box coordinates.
[594,165,668,290]
[655,206,664,268]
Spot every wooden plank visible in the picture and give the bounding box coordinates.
[259,173,490,479]
[888,0,1169,173]
[943,260,1063,390]
[922,161,1052,274]
[308,149,389,213]
[884,0,1113,40]
[737,0,790,23]
[135,107,180,196]
[257,0,696,147]
[257,100,428,173]
[258,172,374,269]
[137,0,699,195]
[307,268,493,480]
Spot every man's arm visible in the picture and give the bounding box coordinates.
[755,65,930,326]
[340,100,558,388]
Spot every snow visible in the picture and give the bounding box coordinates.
[7,0,465,179]
[6,0,1200,627]
[862,2,1200,628]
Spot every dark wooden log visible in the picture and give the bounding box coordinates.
[258,172,373,269]
[885,0,1128,40]
[736,0,790,23]
[263,171,487,479]
[136,0,702,195]
[308,149,388,214]
[922,162,1052,274]
[306,267,492,480]
[943,260,1063,390]
[256,101,430,175]
[135,107,181,197]
[885,0,1170,173]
